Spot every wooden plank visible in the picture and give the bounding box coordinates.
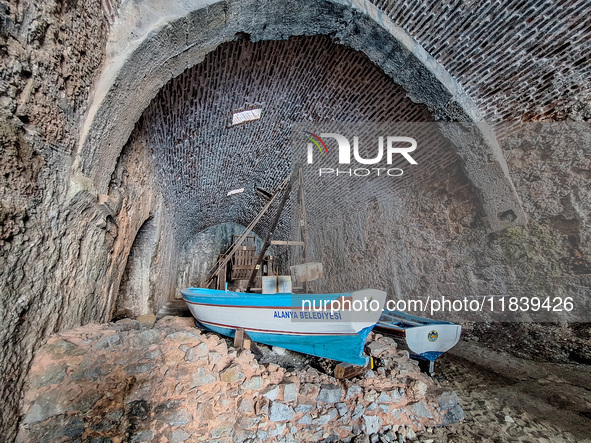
[270,240,306,246]
[334,359,372,379]
[234,247,256,252]
[217,264,226,290]
[234,328,245,348]
[233,328,263,358]
[248,339,263,358]
[233,235,255,247]
[298,166,308,263]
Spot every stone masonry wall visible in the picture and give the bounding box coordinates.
[107,135,178,321]
[176,223,265,291]
[369,0,591,122]
[16,317,463,442]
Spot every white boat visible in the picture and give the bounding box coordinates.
[376,310,462,372]
[181,287,387,366]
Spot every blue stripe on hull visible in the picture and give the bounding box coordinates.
[199,321,373,366]
[181,287,350,308]
[412,350,444,363]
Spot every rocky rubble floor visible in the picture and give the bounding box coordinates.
[16,316,462,442]
[411,340,591,443]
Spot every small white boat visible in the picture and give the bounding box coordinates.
[376,310,462,372]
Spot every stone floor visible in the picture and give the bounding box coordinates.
[414,340,591,443]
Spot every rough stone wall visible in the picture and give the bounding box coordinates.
[302,121,590,362]
[107,135,178,321]
[0,0,111,438]
[0,0,175,438]
[117,216,162,318]
[477,122,591,363]
[303,156,483,298]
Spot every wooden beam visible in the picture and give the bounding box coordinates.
[234,328,245,348]
[270,240,306,246]
[334,359,373,379]
[233,328,263,358]
[298,166,308,263]
[246,168,297,292]
[206,175,290,287]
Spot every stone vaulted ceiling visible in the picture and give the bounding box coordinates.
[129,36,464,243]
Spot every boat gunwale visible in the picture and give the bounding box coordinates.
[181,287,356,309]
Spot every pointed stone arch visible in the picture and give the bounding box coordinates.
[75,0,525,231]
